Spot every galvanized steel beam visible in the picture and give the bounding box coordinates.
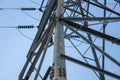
[61,54,120,79]
[27,0,57,58]
[19,1,57,79]
[59,18,120,45]
[52,0,66,80]
[24,23,54,80]
[62,23,120,66]
[82,0,120,16]
[43,67,52,80]
[62,17,120,21]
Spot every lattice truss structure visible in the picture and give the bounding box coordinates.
[19,0,120,80]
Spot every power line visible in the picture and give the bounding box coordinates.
[0,25,37,40]
[0,7,44,12]
[17,29,34,40]
[28,0,45,12]
[0,7,41,21]
[22,11,40,21]
[0,25,38,29]
[0,7,39,11]
[0,26,18,28]
[29,0,40,5]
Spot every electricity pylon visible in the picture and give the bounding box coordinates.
[19,0,120,80]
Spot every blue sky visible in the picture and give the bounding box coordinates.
[0,0,40,80]
[0,0,120,80]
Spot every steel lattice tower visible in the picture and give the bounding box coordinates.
[19,0,120,80]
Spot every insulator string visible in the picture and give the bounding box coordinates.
[0,25,38,29]
[0,7,39,11]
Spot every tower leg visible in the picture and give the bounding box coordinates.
[51,0,66,80]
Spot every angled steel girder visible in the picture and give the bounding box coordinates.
[76,1,105,79]
[27,0,57,58]
[43,67,52,80]
[82,0,120,16]
[19,0,57,79]
[61,54,120,79]
[62,17,120,21]
[61,19,120,67]
[24,22,55,80]
[66,0,120,16]
[64,6,95,17]
[59,18,120,45]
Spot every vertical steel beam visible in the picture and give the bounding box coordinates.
[101,0,107,80]
[76,1,103,79]
[52,0,66,80]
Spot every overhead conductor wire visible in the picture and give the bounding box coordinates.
[17,25,37,40]
[0,25,37,40]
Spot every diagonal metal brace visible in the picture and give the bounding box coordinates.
[61,54,120,79]
[43,67,52,80]
[59,18,120,45]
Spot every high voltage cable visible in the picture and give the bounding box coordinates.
[0,25,37,40]
[17,29,34,40]
[0,7,41,11]
[0,0,45,11]
[0,7,41,21]
[0,25,38,29]
[28,0,45,8]
[0,8,41,21]
[29,0,40,5]
[22,11,40,21]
